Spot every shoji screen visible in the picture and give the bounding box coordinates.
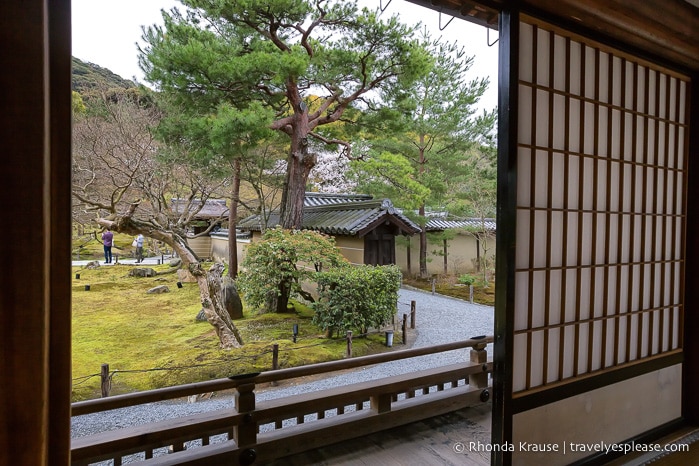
[513,19,688,395]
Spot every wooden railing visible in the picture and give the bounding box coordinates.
[71,336,493,465]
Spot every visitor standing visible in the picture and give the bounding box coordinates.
[102,228,114,264]
[135,234,144,263]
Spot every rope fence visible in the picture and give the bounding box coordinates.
[72,301,419,398]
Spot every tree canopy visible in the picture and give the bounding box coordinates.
[349,30,497,277]
[139,0,429,228]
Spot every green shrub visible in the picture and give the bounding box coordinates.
[312,265,402,336]
[238,228,348,313]
[458,274,478,285]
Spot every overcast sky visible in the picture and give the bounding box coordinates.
[71,0,498,111]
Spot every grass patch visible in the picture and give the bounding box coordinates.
[402,275,495,306]
[72,264,388,401]
[72,229,137,260]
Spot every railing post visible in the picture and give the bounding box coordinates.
[234,382,257,448]
[346,331,353,358]
[370,393,391,414]
[271,344,279,387]
[100,364,109,397]
[410,300,416,329]
[402,314,407,344]
[468,338,489,389]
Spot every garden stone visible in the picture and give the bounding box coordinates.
[146,285,169,294]
[169,258,182,268]
[85,261,100,269]
[195,308,208,322]
[223,276,243,320]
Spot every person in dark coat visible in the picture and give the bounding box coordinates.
[102,228,114,264]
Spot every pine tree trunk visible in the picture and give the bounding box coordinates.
[419,204,428,279]
[280,126,315,229]
[228,159,241,278]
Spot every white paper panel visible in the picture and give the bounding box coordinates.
[513,334,528,392]
[548,270,562,325]
[514,19,688,393]
[591,321,603,371]
[550,211,564,267]
[547,328,561,383]
[530,330,545,387]
[519,23,534,82]
[612,56,623,107]
[552,94,566,151]
[532,270,547,328]
[536,91,550,148]
[577,323,589,373]
[553,35,567,91]
[562,326,576,378]
[519,85,532,146]
[515,272,530,331]
[605,319,616,367]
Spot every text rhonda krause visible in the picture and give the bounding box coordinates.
[467,441,690,455]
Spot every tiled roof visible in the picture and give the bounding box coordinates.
[425,217,497,232]
[303,192,373,207]
[238,197,421,236]
[171,199,228,219]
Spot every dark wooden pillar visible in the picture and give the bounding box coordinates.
[0,0,72,464]
[683,71,699,424]
[492,7,519,466]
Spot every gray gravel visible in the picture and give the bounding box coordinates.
[71,287,494,456]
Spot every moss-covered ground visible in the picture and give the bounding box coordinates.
[72,264,393,401]
[402,275,495,306]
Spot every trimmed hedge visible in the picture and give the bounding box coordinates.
[312,265,401,336]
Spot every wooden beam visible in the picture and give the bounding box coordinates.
[0,0,72,465]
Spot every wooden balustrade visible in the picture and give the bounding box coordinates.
[71,336,493,465]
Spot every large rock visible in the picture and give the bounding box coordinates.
[129,267,157,278]
[146,285,170,294]
[195,308,208,322]
[169,258,182,268]
[223,276,244,320]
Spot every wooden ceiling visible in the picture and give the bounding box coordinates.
[407,0,699,71]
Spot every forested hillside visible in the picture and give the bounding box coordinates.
[72,56,135,93]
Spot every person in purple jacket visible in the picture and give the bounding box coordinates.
[102,228,114,264]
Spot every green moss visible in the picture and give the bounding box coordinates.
[71,265,385,401]
[402,276,495,306]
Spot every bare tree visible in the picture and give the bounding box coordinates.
[72,88,243,348]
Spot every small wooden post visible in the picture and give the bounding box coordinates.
[410,300,416,329]
[272,344,279,371]
[100,363,109,397]
[402,314,407,345]
[271,344,279,387]
[234,382,257,447]
[469,339,489,389]
[114,253,118,264]
[346,331,353,358]
[469,284,474,304]
[431,278,436,295]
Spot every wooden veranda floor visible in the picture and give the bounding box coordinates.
[606,426,699,466]
[261,403,698,466]
[263,403,492,466]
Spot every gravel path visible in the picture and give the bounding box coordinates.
[71,287,494,444]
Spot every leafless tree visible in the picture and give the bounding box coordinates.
[72,88,243,348]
